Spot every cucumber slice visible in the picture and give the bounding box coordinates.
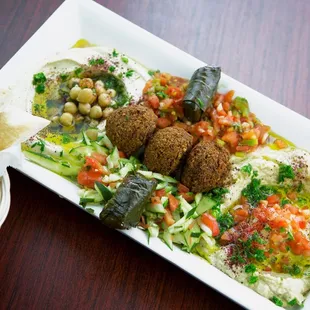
[146,203,166,214]
[69,145,94,160]
[95,181,113,202]
[91,142,109,155]
[82,131,91,146]
[156,182,167,190]
[137,170,153,178]
[148,224,159,238]
[107,147,120,169]
[172,233,186,245]
[162,176,178,183]
[195,193,202,205]
[162,231,173,250]
[98,134,113,149]
[24,151,81,176]
[179,196,193,213]
[196,196,217,215]
[102,173,123,183]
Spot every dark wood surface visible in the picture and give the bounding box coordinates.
[1,1,309,309]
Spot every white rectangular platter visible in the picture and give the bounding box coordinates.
[1,0,309,309]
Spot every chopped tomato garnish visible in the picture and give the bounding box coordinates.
[181,192,195,203]
[221,131,239,148]
[155,189,166,198]
[201,213,220,237]
[164,209,175,226]
[91,152,107,165]
[148,94,160,109]
[224,90,235,103]
[151,196,162,205]
[168,194,179,212]
[157,117,172,128]
[267,194,280,206]
[77,170,102,188]
[177,183,190,193]
[118,151,127,158]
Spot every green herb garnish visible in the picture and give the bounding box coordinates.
[121,56,128,64]
[32,72,46,85]
[245,264,257,273]
[112,49,119,57]
[148,69,160,76]
[74,67,83,76]
[288,298,298,306]
[241,164,252,174]
[109,66,116,72]
[156,91,168,99]
[217,213,234,234]
[271,296,283,307]
[31,139,45,152]
[278,163,295,183]
[60,73,69,81]
[89,58,104,66]
[125,69,134,77]
[248,275,258,284]
[35,84,45,94]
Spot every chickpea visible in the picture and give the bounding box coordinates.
[102,107,114,119]
[95,80,104,88]
[90,105,103,119]
[98,93,111,108]
[77,88,96,104]
[86,129,98,141]
[79,78,94,89]
[59,112,74,127]
[69,85,81,100]
[89,119,99,128]
[106,88,116,98]
[78,103,91,115]
[67,78,80,89]
[64,101,78,114]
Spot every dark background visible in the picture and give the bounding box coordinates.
[1,1,309,309]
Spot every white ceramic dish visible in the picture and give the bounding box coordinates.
[0,0,309,309]
[0,170,11,228]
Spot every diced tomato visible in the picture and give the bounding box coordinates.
[267,194,280,206]
[223,101,231,112]
[286,204,299,215]
[164,209,175,226]
[143,80,153,93]
[148,94,160,109]
[201,213,220,237]
[166,86,183,99]
[224,90,235,103]
[155,189,166,198]
[192,121,210,137]
[77,170,102,188]
[269,218,289,229]
[220,231,233,244]
[221,131,239,148]
[91,152,107,165]
[118,151,127,158]
[151,196,162,205]
[168,194,179,212]
[236,145,254,153]
[85,156,104,173]
[177,183,190,193]
[181,192,195,203]
[256,124,270,144]
[233,208,249,223]
[274,139,288,149]
[157,117,172,128]
[160,98,174,110]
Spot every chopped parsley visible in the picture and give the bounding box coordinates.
[62,133,73,144]
[271,296,283,307]
[245,264,256,273]
[35,84,45,94]
[241,163,252,174]
[109,66,116,72]
[60,73,69,81]
[33,103,42,113]
[112,49,119,57]
[288,298,298,306]
[148,69,160,76]
[284,264,301,276]
[32,72,46,85]
[241,178,276,206]
[264,225,271,232]
[287,231,294,241]
[125,69,134,77]
[278,163,295,183]
[217,213,234,234]
[279,227,286,233]
[88,58,104,66]
[281,198,290,206]
[121,56,128,64]
[74,67,83,76]
[248,275,258,284]
[118,72,124,79]
[156,91,168,99]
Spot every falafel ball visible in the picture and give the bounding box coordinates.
[106,105,157,156]
[144,127,193,175]
[181,141,231,193]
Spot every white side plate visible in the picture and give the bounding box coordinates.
[0,170,11,228]
[0,0,308,309]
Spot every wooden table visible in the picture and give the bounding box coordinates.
[1,1,309,309]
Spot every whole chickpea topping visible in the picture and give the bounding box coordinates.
[64,101,78,114]
[59,112,74,127]
[106,88,116,98]
[90,105,103,119]
[77,88,96,104]
[69,85,81,100]
[79,78,94,89]
[78,103,91,115]
[102,107,114,119]
[98,93,111,107]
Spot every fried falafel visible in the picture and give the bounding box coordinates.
[144,127,193,176]
[181,141,231,193]
[106,105,157,156]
